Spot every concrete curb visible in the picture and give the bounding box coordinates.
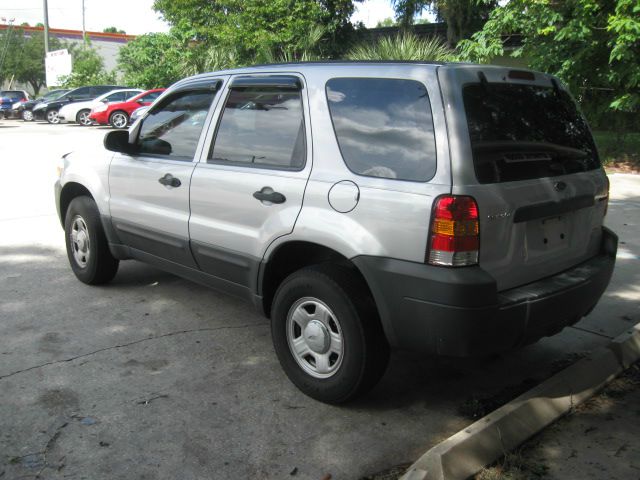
[399,324,640,480]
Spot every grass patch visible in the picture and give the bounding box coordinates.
[475,450,549,480]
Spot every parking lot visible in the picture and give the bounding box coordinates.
[1,120,639,479]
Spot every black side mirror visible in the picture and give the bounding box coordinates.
[104,130,137,155]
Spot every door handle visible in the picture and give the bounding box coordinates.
[253,187,286,204]
[158,173,181,188]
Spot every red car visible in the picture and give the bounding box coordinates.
[89,88,165,128]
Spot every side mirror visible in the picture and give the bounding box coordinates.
[104,130,137,155]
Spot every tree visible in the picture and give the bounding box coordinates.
[152,0,362,60]
[117,32,185,89]
[392,0,497,46]
[458,0,640,123]
[0,28,62,95]
[376,17,397,28]
[103,27,126,34]
[60,42,116,88]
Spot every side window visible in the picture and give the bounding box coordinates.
[74,87,91,98]
[135,89,215,161]
[141,91,161,102]
[209,86,305,170]
[106,92,125,102]
[124,91,139,101]
[326,78,437,182]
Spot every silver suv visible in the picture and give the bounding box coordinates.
[55,62,617,403]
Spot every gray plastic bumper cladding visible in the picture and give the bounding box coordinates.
[353,227,618,357]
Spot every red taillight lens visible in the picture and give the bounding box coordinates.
[427,195,479,267]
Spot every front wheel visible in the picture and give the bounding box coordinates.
[271,264,389,404]
[76,109,92,126]
[46,109,60,124]
[64,196,119,285]
[109,111,129,129]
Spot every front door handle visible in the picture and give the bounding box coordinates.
[253,187,286,204]
[158,173,181,188]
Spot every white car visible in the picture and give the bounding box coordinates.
[58,88,142,126]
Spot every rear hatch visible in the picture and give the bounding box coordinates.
[438,65,608,291]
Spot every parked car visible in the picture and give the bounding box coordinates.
[33,85,128,124]
[89,88,165,128]
[55,63,617,404]
[12,89,70,121]
[58,88,143,125]
[129,105,149,124]
[0,90,29,118]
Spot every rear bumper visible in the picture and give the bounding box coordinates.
[353,227,618,357]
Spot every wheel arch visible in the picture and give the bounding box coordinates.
[58,182,94,227]
[259,240,376,319]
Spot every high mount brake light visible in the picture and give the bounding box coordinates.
[427,195,479,267]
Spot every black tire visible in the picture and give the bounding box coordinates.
[109,110,129,129]
[271,264,389,404]
[64,196,119,285]
[76,109,92,126]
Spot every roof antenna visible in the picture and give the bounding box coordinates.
[551,78,561,97]
[477,71,488,87]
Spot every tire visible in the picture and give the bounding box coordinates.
[109,111,129,129]
[64,196,119,285]
[22,109,33,121]
[46,109,60,124]
[271,264,389,404]
[76,109,92,126]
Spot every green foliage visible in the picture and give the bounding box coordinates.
[117,32,185,89]
[376,17,397,28]
[103,27,126,34]
[392,0,497,45]
[347,33,456,61]
[152,0,361,61]
[60,43,116,88]
[458,0,640,121]
[0,28,62,95]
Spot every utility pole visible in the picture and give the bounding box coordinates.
[43,0,49,53]
[82,0,86,42]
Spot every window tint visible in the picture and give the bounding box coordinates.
[326,78,436,181]
[209,87,305,169]
[463,83,600,184]
[136,90,215,160]
[105,91,126,102]
[140,91,162,102]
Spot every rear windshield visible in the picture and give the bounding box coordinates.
[0,91,24,100]
[463,83,600,184]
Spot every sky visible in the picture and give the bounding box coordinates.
[0,0,431,35]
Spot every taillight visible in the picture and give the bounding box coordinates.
[427,195,479,267]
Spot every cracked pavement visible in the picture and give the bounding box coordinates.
[1,122,638,480]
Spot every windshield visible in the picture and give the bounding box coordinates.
[463,83,600,184]
[44,90,69,101]
[0,91,25,100]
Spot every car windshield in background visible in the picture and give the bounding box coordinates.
[463,83,600,184]
[0,91,24,100]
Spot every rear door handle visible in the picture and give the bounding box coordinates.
[158,173,181,188]
[253,187,286,204]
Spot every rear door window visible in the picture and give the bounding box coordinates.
[326,78,437,182]
[209,87,305,170]
[463,83,600,184]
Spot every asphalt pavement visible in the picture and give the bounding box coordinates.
[1,120,638,480]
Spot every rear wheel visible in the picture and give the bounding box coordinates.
[64,196,119,285]
[22,109,34,121]
[271,264,389,404]
[109,111,129,129]
[46,109,60,124]
[76,109,92,126]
